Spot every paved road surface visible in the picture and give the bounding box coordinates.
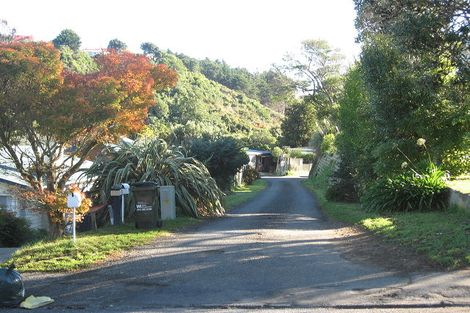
[7,177,470,312]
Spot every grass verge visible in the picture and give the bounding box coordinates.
[447,176,470,194]
[303,165,470,269]
[224,179,268,210]
[2,217,198,272]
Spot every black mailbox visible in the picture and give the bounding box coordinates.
[132,182,162,229]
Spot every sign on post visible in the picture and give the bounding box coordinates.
[66,191,82,243]
[121,184,130,224]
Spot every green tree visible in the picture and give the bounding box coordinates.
[281,39,344,125]
[281,101,318,147]
[279,39,344,151]
[52,29,81,51]
[329,64,375,200]
[141,42,163,63]
[354,0,469,76]
[256,70,296,113]
[146,46,297,111]
[107,38,127,52]
[356,0,469,175]
[0,42,177,236]
[59,46,98,74]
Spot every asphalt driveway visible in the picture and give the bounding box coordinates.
[8,177,470,312]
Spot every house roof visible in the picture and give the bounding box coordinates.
[246,149,272,156]
[0,165,29,187]
[0,149,94,189]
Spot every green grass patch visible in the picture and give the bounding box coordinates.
[304,166,470,269]
[447,176,470,194]
[2,217,198,272]
[224,179,268,210]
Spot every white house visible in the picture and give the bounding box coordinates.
[0,149,93,230]
[0,165,49,229]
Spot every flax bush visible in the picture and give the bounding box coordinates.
[85,139,224,218]
[362,164,448,212]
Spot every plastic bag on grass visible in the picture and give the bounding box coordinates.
[0,264,25,307]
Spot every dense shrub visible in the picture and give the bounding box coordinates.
[289,149,315,164]
[301,153,316,164]
[326,160,359,202]
[320,133,337,155]
[190,137,249,191]
[243,167,260,185]
[0,209,35,247]
[442,148,470,176]
[362,165,448,212]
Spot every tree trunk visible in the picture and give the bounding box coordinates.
[47,215,63,239]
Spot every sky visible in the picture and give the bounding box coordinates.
[2,0,360,72]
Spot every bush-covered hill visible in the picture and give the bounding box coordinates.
[141,48,283,149]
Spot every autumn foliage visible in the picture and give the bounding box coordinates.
[0,41,177,236]
[20,186,92,237]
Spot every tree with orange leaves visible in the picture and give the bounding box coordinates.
[0,41,177,237]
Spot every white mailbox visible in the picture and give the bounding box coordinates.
[121,183,130,195]
[66,191,82,243]
[66,191,82,208]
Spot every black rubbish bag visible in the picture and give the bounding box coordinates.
[0,264,25,307]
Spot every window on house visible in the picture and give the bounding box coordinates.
[0,195,18,211]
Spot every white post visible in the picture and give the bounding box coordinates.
[121,184,130,225]
[67,191,82,244]
[72,207,76,242]
[121,195,125,224]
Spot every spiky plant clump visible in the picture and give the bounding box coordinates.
[85,139,224,217]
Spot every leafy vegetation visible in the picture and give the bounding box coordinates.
[442,148,470,176]
[167,51,296,113]
[189,137,249,191]
[288,149,315,163]
[280,40,344,151]
[223,179,267,210]
[2,218,198,272]
[354,0,469,176]
[59,46,98,74]
[304,164,470,269]
[107,38,127,52]
[0,42,177,236]
[0,210,42,247]
[52,29,81,51]
[326,1,469,205]
[362,165,448,213]
[85,139,224,218]
[242,167,260,185]
[140,44,282,148]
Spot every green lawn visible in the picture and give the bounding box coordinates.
[304,167,470,269]
[447,176,470,194]
[2,217,198,272]
[223,179,268,210]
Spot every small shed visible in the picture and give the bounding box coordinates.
[246,149,274,173]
